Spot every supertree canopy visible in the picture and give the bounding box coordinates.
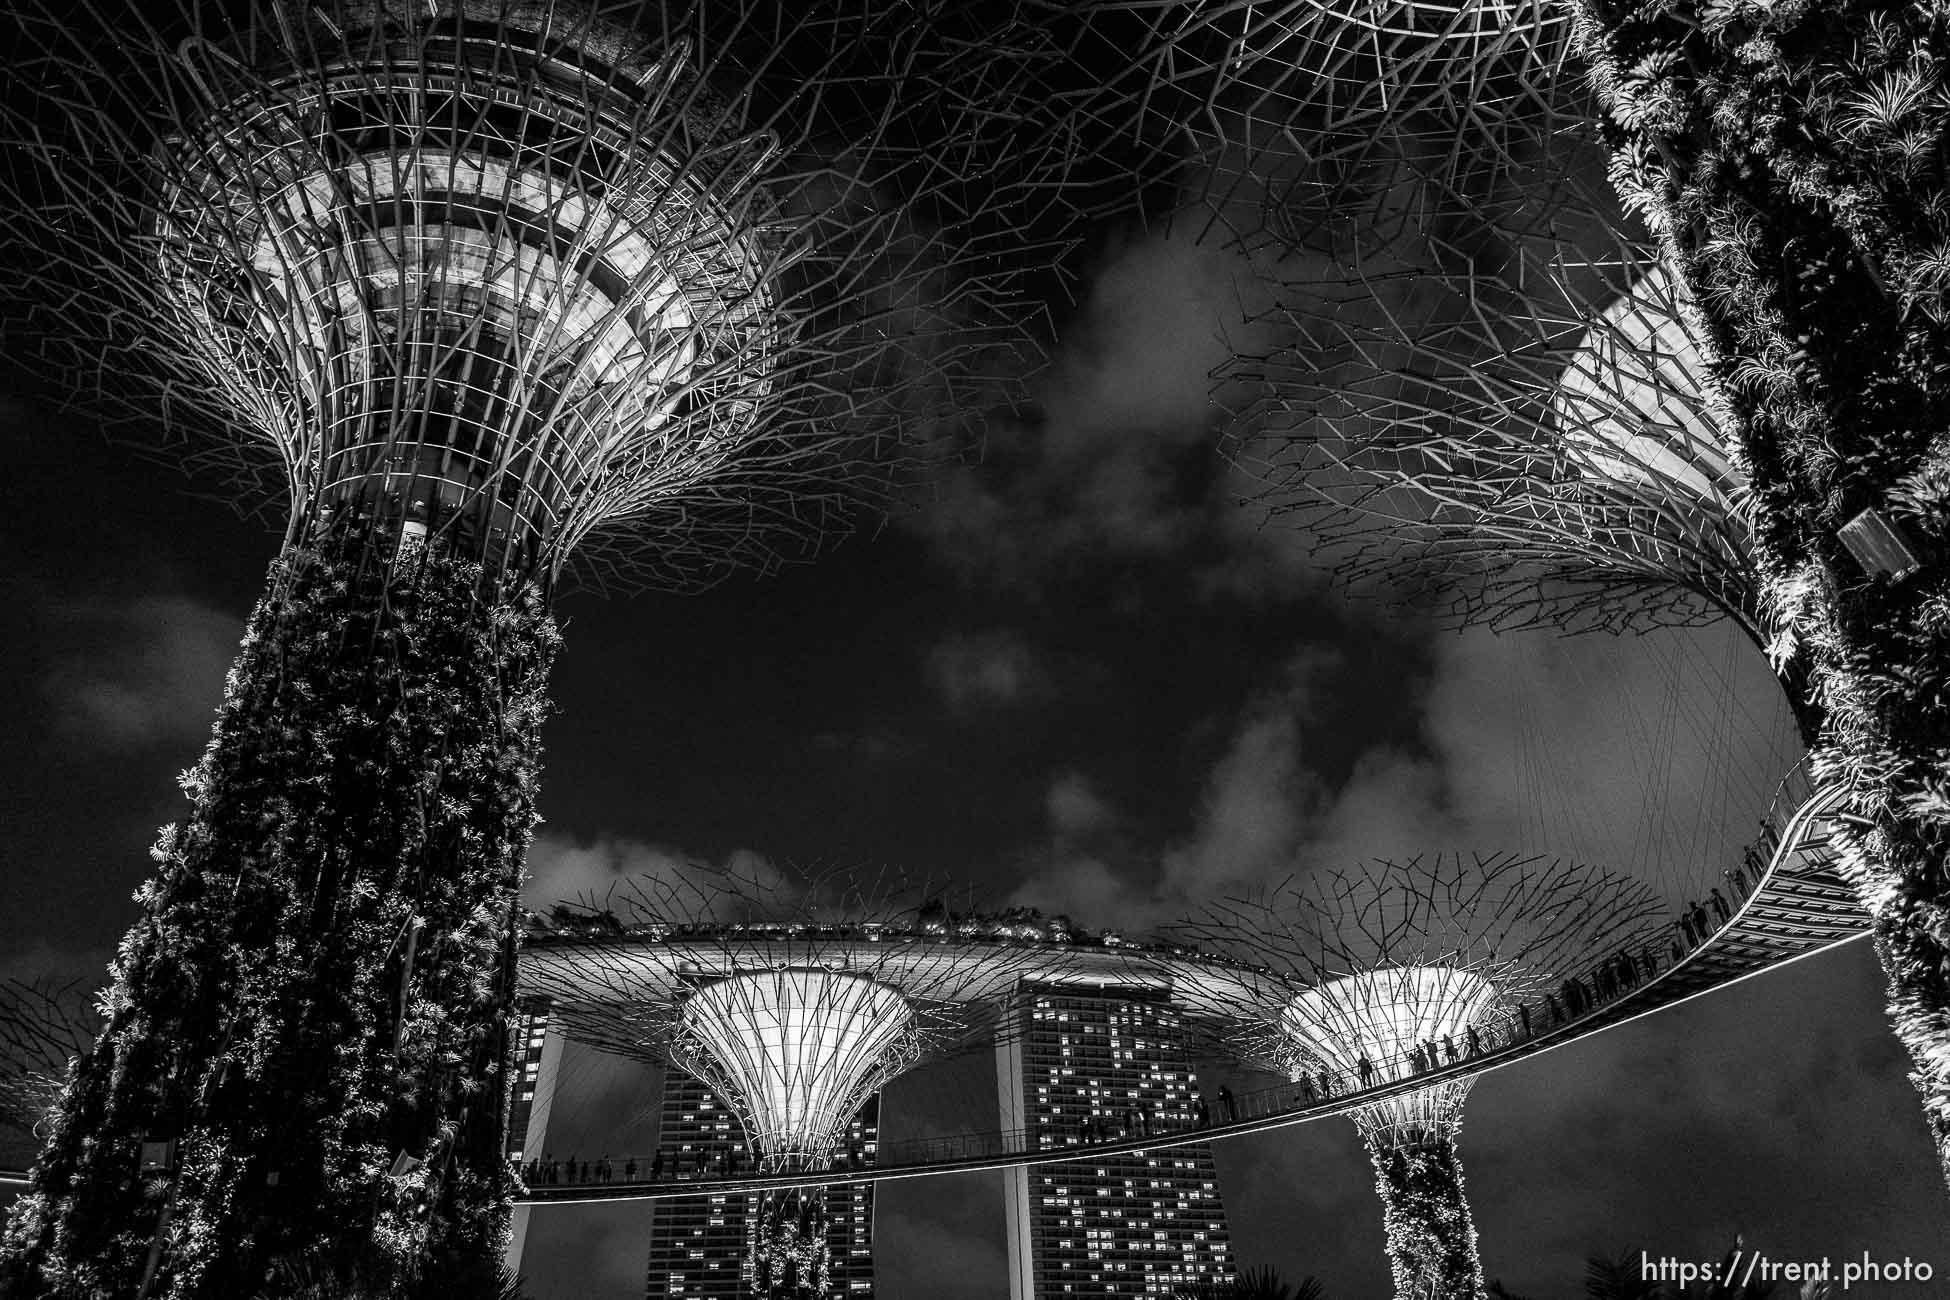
[1213,88,1838,743]
[1223,114,1743,619]
[674,969,914,1173]
[0,3,1056,1296]
[1279,965,1500,1145]
[517,868,1157,1298]
[1176,853,1663,1300]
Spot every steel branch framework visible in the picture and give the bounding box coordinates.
[1006,0,1594,260]
[1184,853,1663,1141]
[2,0,1057,592]
[517,872,1108,1163]
[487,764,1863,1207]
[518,868,1183,1297]
[0,981,93,1152]
[1219,107,1780,662]
[1175,852,1662,1300]
[0,5,1069,1292]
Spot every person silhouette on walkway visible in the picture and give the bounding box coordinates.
[1466,1025,1482,1057]
[1217,1084,1236,1123]
[1690,898,1711,937]
[1358,1054,1374,1088]
[1195,1097,1211,1127]
[1710,887,1730,921]
[1317,1069,1333,1099]
[1518,1004,1532,1038]
[651,1149,664,1180]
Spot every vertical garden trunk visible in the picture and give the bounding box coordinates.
[751,1182,831,1299]
[1566,0,1950,1197]
[0,520,558,1299]
[1361,1131,1487,1300]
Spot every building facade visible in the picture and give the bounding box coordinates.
[506,1005,566,1276]
[996,980,1235,1298]
[645,1072,879,1298]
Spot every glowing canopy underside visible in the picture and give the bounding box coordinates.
[152,18,773,568]
[1280,965,1500,1142]
[675,969,914,1168]
[1552,260,1738,510]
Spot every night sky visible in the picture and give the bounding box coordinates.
[3,141,1949,1300]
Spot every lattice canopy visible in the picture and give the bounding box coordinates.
[150,0,775,575]
[1553,260,1737,511]
[673,968,917,1171]
[1280,965,1500,1143]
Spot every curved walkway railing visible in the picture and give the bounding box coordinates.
[515,760,1868,1205]
[0,763,1871,1200]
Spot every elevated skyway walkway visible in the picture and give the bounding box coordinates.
[514,761,1869,1206]
[0,765,1876,1201]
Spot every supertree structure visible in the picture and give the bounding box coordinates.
[515,868,1144,1298]
[0,981,94,1158]
[1005,0,1596,257]
[1217,0,1950,1208]
[1215,110,1831,735]
[0,3,1055,1295]
[1562,0,1950,1201]
[1173,853,1663,1300]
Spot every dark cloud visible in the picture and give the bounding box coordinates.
[1045,771,1115,838]
[909,228,1308,600]
[521,831,783,915]
[925,630,1049,716]
[42,595,239,749]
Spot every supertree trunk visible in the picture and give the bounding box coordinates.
[1566,0,1950,1197]
[751,1183,830,1300]
[1361,1132,1488,1300]
[0,518,558,1300]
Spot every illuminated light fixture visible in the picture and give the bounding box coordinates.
[676,968,917,1171]
[1838,508,1923,582]
[1280,965,1499,1143]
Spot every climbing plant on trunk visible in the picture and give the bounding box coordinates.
[1567,0,1950,1195]
[1,526,558,1298]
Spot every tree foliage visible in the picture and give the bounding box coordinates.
[1364,1134,1488,1300]
[1568,0,1950,1195]
[0,528,558,1299]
